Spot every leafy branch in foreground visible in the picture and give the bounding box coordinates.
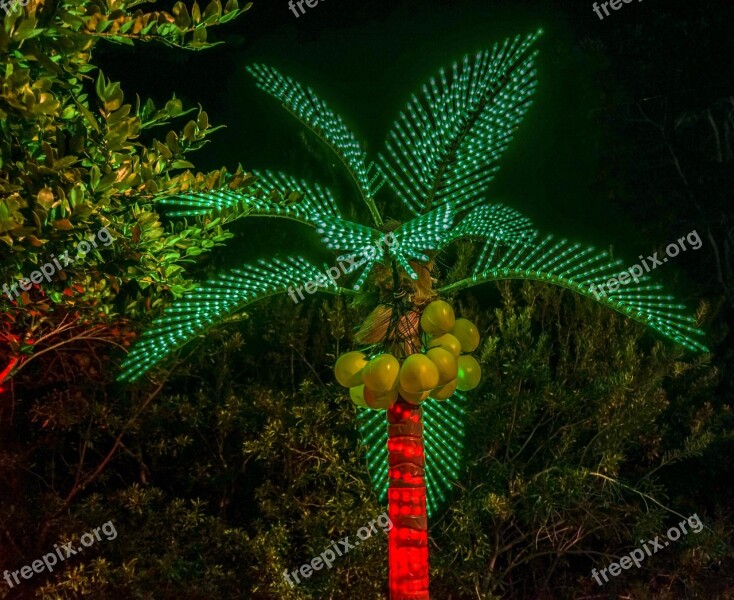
[0,0,254,382]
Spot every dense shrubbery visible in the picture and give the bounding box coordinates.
[3,283,730,599]
[0,0,254,388]
[1,1,732,599]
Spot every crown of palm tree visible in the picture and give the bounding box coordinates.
[118,29,707,514]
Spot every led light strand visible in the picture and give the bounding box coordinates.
[378,30,543,216]
[246,64,379,213]
[158,170,340,227]
[450,204,538,245]
[447,235,708,352]
[118,257,341,381]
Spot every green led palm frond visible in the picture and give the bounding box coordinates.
[357,393,466,516]
[316,217,388,290]
[449,203,538,244]
[158,170,340,227]
[246,64,384,225]
[440,235,708,352]
[252,170,340,218]
[157,190,243,217]
[377,30,542,217]
[422,393,466,515]
[357,409,389,506]
[316,204,456,289]
[390,203,457,280]
[118,257,342,382]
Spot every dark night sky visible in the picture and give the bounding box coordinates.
[97,0,733,285]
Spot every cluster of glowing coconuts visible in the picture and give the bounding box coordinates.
[334,300,482,410]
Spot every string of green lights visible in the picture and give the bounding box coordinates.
[315,204,456,288]
[439,234,708,352]
[118,257,344,382]
[158,169,341,226]
[447,203,538,244]
[378,30,542,216]
[246,63,384,226]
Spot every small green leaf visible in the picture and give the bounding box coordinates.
[165,131,180,154]
[171,160,195,169]
[103,82,124,112]
[165,97,183,116]
[69,186,84,207]
[119,19,136,34]
[90,165,101,190]
[172,2,192,29]
[193,27,207,43]
[108,104,131,125]
[191,1,201,23]
[155,140,173,159]
[13,18,40,42]
[218,10,240,24]
[95,71,106,102]
[111,36,135,46]
[202,0,222,22]
[183,120,197,141]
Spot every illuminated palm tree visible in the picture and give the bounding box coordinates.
[118,30,707,599]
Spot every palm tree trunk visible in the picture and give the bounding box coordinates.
[387,396,429,599]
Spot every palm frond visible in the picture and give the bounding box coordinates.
[378,30,542,216]
[158,170,340,227]
[315,204,457,289]
[246,64,383,225]
[357,393,466,516]
[316,217,390,290]
[440,235,708,352]
[448,203,538,244]
[118,257,343,382]
[392,203,457,279]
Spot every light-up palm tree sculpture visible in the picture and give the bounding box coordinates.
[118,30,707,599]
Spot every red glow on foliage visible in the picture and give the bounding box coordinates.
[0,357,20,387]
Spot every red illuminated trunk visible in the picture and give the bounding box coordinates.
[387,397,430,599]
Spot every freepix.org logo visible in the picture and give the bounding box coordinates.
[590,514,703,586]
[3,521,117,590]
[589,230,702,301]
[2,227,114,301]
[0,0,27,16]
[287,232,396,304]
[287,0,325,18]
[283,512,392,587]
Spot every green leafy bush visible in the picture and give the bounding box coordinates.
[0,0,254,385]
[5,286,727,599]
